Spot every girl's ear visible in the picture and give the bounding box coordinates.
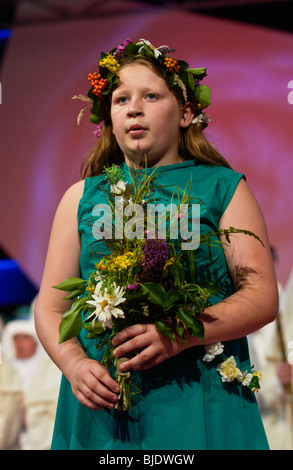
[180,102,196,128]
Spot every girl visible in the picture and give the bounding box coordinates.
[35,39,278,450]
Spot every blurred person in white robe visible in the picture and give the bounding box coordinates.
[0,299,61,450]
[248,251,293,450]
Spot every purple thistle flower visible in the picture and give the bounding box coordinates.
[140,239,169,282]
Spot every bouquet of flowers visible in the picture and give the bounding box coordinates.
[54,164,262,411]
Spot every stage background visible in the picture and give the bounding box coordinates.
[0,6,292,289]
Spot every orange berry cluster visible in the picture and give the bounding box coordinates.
[88,72,108,98]
[164,57,180,74]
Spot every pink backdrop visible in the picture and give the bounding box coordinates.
[0,8,292,288]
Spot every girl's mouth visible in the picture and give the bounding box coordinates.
[127,124,146,137]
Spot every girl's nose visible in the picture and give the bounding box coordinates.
[127,98,143,117]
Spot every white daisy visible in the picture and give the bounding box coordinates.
[137,38,162,58]
[86,282,126,329]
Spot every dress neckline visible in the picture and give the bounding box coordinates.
[121,159,198,174]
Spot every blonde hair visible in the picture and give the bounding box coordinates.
[80,56,231,178]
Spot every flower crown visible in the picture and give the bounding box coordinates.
[73,38,211,131]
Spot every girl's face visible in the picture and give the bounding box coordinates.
[111,64,193,167]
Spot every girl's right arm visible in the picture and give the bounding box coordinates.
[34,181,120,410]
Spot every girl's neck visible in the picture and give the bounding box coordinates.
[124,153,184,169]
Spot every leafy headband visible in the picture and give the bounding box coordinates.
[73,38,211,131]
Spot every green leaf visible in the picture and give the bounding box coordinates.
[162,290,180,310]
[141,283,166,307]
[53,277,85,293]
[83,321,105,337]
[177,307,204,340]
[170,262,185,287]
[177,60,189,71]
[200,282,222,296]
[175,324,186,341]
[123,43,140,56]
[177,306,194,329]
[187,73,196,93]
[141,43,155,58]
[195,85,211,108]
[249,375,260,391]
[125,292,149,305]
[58,307,83,343]
[189,317,204,340]
[89,110,102,124]
[188,67,207,78]
[187,250,196,283]
[63,289,83,300]
[155,321,175,342]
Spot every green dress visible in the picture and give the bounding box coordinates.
[51,160,269,450]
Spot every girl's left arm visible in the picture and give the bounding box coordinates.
[113,178,279,371]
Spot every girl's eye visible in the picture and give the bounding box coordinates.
[146,94,158,101]
[115,96,128,105]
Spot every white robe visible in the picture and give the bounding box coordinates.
[248,274,293,450]
[0,318,61,450]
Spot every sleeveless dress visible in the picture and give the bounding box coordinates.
[51,159,269,450]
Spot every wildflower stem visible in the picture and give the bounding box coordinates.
[115,356,132,411]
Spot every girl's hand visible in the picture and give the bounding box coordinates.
[67,357,120,410]
[112,323,186,372]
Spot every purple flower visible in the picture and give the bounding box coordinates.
[93,121,104,138]
[127,283,139,290]
[157,46,176,56]
[140,239,169,282]
[114,38,132,58]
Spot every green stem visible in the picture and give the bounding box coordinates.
[115,357,132,411]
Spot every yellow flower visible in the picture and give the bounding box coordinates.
[99,54,121,74]
[111,252,135,271]
[95,259,109,271]
[217,356,243,383]
[252,370,262,391]
[253,370,262,381]
[96,252,136,272]
[164,256,176,270]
